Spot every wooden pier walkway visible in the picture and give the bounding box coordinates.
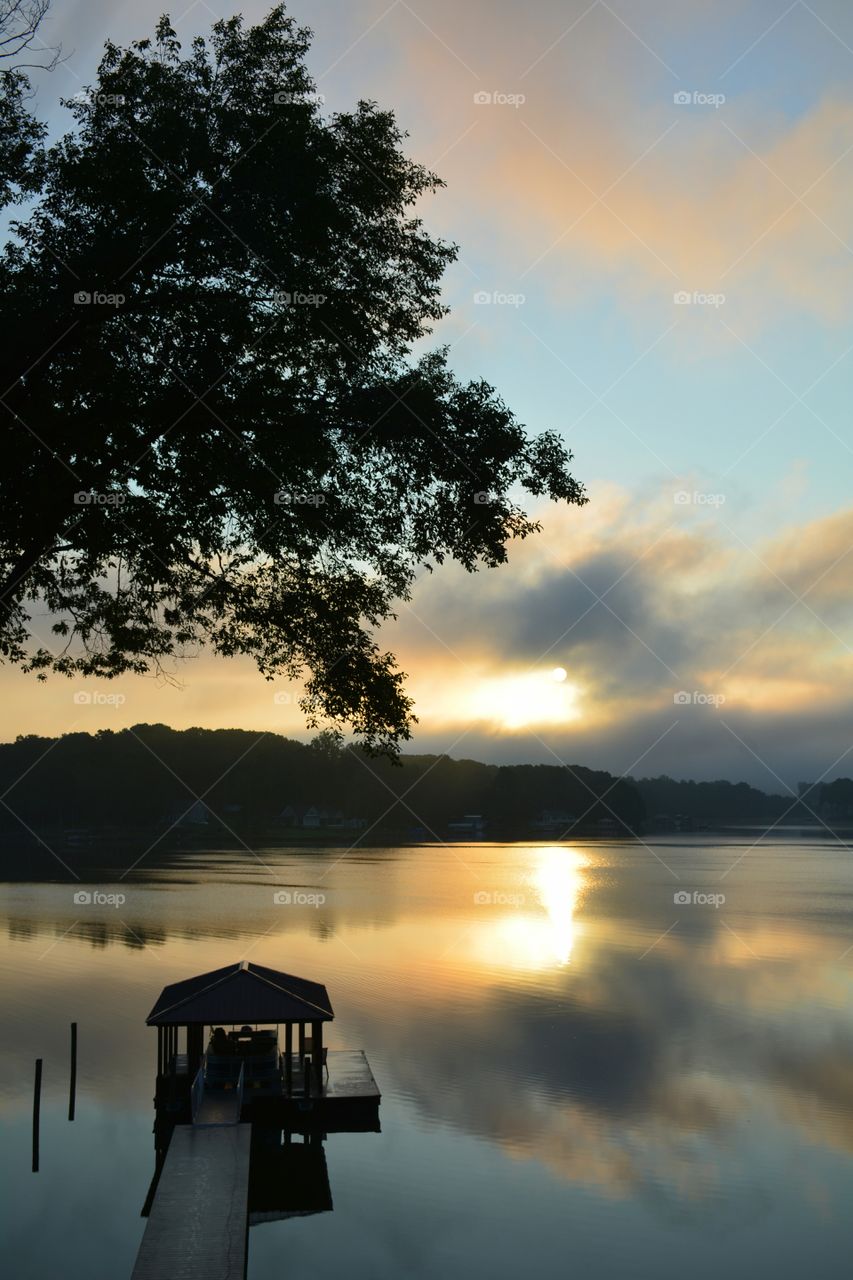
[193,1089,242,1127]
[131,1124,251,1280]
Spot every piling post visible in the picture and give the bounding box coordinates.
[32,1058,42,1172]
[68,1022,77,1121]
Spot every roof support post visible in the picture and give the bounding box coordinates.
[187,1024,204,1078]
[312,1020,323,1092]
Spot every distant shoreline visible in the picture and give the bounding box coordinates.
[1,821,850,883]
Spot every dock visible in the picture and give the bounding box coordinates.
[132,1124,251,1280]
[134,960,381,1277]
[320,1047,379,1098]
[281,1048,380,1103]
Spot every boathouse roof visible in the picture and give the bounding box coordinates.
[145,960,334,1025]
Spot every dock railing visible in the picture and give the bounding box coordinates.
[191,1055,245,1125]
[190,1057,206,1124]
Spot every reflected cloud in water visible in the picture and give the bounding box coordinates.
[4,839,853,1277]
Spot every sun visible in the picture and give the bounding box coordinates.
[466,668,580,729]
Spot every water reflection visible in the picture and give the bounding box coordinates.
[144,1118,334,1231]
[472,846,588,971]
[3,839,853,1279]
[530,845,587,965]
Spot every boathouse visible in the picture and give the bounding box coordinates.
[133,961,379,1279]
[146,959,334,1094]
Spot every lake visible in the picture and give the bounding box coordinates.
[2,836,853,1278]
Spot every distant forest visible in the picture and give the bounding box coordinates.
[0,725,846,848]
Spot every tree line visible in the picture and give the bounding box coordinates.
[0,724,642,839]
[2,724,846,847]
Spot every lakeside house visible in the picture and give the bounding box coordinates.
[156,800,213,832]
[531,809,577,834]
[447,813,487,835]
[649,813,695,833]
[275,805,367,831]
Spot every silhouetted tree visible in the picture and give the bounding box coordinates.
[0,60,41,201]
[0,6,585,754]
[817,778,853,820]
[0,0,56,205]
[633,774,789,825]
[0,1,59,70]
[309,729,344,760]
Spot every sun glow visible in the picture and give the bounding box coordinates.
[472,847,589,972]
[531,846,588,964]
[466,668,581,729]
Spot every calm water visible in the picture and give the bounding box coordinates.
[3,837,853,1278]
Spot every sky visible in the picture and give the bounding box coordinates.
[5,0,853,789]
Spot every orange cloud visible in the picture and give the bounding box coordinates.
[372,2,853,330]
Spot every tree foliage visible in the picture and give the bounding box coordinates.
[0,0,53,203]
[0,0,59,70]
[633,775,790,825]
[0,725,642,838]
[0,7,585,754]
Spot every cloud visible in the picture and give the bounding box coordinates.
[364,0,853,332]
[2,481,851,786]
[388,485,853,784]
[760,506,853,607]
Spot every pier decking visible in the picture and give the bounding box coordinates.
[132,1124,251,1280]
[282,1048,380,1101]
[161,1048,381,1125]
[318,1049,380,1099]
[193,1090,242,1126]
